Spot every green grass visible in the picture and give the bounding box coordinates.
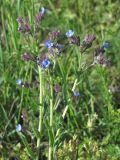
[0,0,120,159]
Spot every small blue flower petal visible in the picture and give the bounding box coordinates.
[16,79,22,85]
[41,7,46,14]
[73,91,80,97]
[16,124,22,132]
[41,59,50,68]
[44,40,53,49]
[66,30,74,38]
[102,42,109,49]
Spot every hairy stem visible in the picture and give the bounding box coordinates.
[49,75,53,160]
[18,88,23,121]
[37,67,43,159]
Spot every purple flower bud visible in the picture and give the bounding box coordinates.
[84,34,96,44]
[81,34,96,51]
[17,17,31,33]
[44,40,53,49]
[54,85,61,93]
[18,26,23,32]
[16,17,24,24]
[24,23,31,32]
[35,7,47,23]
[66,30,74,38]
[93,46,109,67]
[94,47,105,56]
[21,53,31,61]
[49,30,61,39]
[16,124,22,132]
[55,43,64,50]
[18,24,30,33]
[35,12,44,23]
[69,36,80,46]
[21,52,36,62]
[94,54,109,67]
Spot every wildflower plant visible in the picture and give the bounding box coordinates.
[15,6,111,160]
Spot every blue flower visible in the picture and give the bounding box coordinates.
[66,30,74,38]
[16,124,22,132]
[102,42,109,49]
[41,7,45,14]
[41,7,48,14]
[73,91,80,97]
[41,58,50,68]
[40,7,48,14]
[44,40,53,49]
[16,79,22,85]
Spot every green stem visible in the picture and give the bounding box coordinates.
[18,88,24,121]
[1,7,9,51]
[37,67,43,159]
[49,75,53,160]
[50,78,53,127]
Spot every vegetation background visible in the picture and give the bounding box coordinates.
[0,0,120,159]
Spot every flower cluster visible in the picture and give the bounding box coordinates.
[21,52,51,69]
[93,42,110,67]
[21,52,36,62]
[17,22,110,93]
[69,36,80,46]
[37,56,51,69]
[80,34,96,52]
[35,7,46,23]
[16,5,110,71]
[16,24,110,94]
[16,17,31,33]
[44,30,63,55]
[48,30,61,40]
[16,9,111,110]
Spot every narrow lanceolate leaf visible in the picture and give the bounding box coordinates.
[45,120,54,147]
[18,132,35,158]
